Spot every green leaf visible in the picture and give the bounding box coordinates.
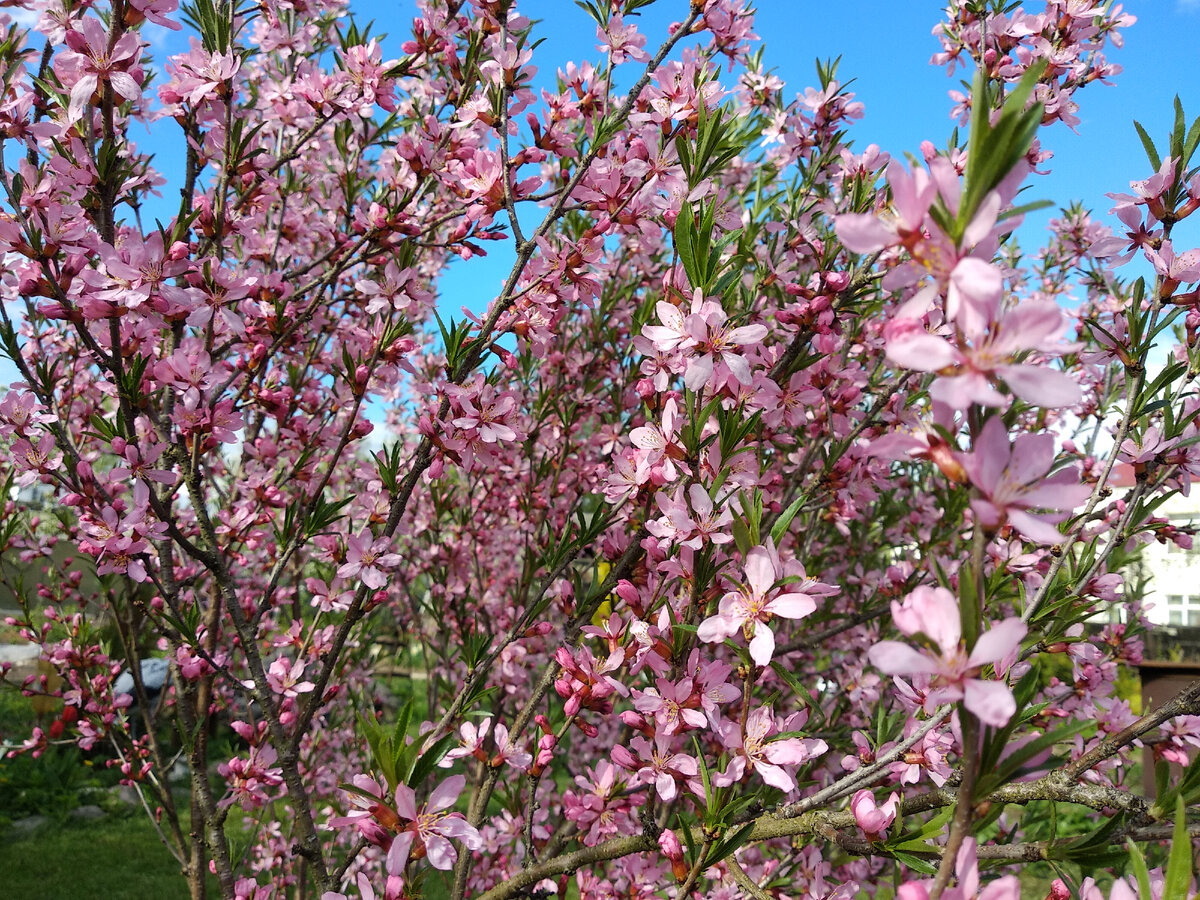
[409,732,457,788]
[991,719,1088,785]
[770,494,806,546]
[957,59,1046,240]
[1133,120,1162,171]
[1164,796,1194,900]
[674,202,700,288]
[1127,839,1154,900]
[703,822,755,867]
[997,197,1054,222]
[891,850,938,875]
[692,735,715,821]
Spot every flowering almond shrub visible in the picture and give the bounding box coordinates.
[1,1,1199,899]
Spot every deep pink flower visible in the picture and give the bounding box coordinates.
[851,789,899,840]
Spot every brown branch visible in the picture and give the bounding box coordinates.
[1062,676,1200,780]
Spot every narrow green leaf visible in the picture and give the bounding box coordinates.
[770,494,806,546]
[1133,120,1162,171]
[704,822,755,867]
[1127,839,1154,900]
[891,850,938,875]
[1164,796,1194,900]
[692,735,715,820]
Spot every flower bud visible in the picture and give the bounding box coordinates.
[658,829,687,882]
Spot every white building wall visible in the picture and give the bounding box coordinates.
[1136,491,1200,627]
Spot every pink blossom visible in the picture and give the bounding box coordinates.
[612,733,698,801]
[597,14,649,65]
[56,17,145,124]
[835,159,936,254]
[697,542,833,666]
[681,299,767,390]
[632,676,707,735]
[884,259,1081,409]
[338,530,401,590]
[629,397,683,482]
[898,838,1019,900]
[388,775,483,874]
[868,585,1026,727]
[254,656,314,698]
[159,40,240,109]
[963,417,1091,546]
[851,789,899,840]
[12,433,62,487]
[714,706,827,792]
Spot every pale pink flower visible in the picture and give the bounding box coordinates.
[642,299,693,354]
[868,585,1026,727]
[254,656,314,698]
[884,258,1080,409]
[696,542,833,666]
[612,733,698,801]
[632,677,707,735]
[682,299,767,390]
[962,417,1091,546]
[388,775,483,875]
[898,838,1019,900]
[159,39,240,108]
[835,159,936,254]
[714,706,826,792]
[1145,240,1200,294]
[338,530,401,590]
[630,397,682,482]
[596,13,649,64]
[56,17,145,124]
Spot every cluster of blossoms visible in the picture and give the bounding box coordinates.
[3,0,1199,899]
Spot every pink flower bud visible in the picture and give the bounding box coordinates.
[851,789,898,841]
[658,829,687,882]
[610,745,638,769]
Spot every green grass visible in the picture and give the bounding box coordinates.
[0,814,203,900]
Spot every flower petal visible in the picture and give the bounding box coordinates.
[967,618,1027,669]
[427,774,465,813]
[867,641,939,676]
[386,831,414,875]
[749,624,775,666]
[963,678,1017,727]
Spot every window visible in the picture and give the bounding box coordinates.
[1166,595,1200,626]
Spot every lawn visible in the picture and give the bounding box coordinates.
[0,814,204,900]
[0,686,206,899]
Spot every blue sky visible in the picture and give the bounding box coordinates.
[3,1,1199,387]
[372,0,1200,321]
